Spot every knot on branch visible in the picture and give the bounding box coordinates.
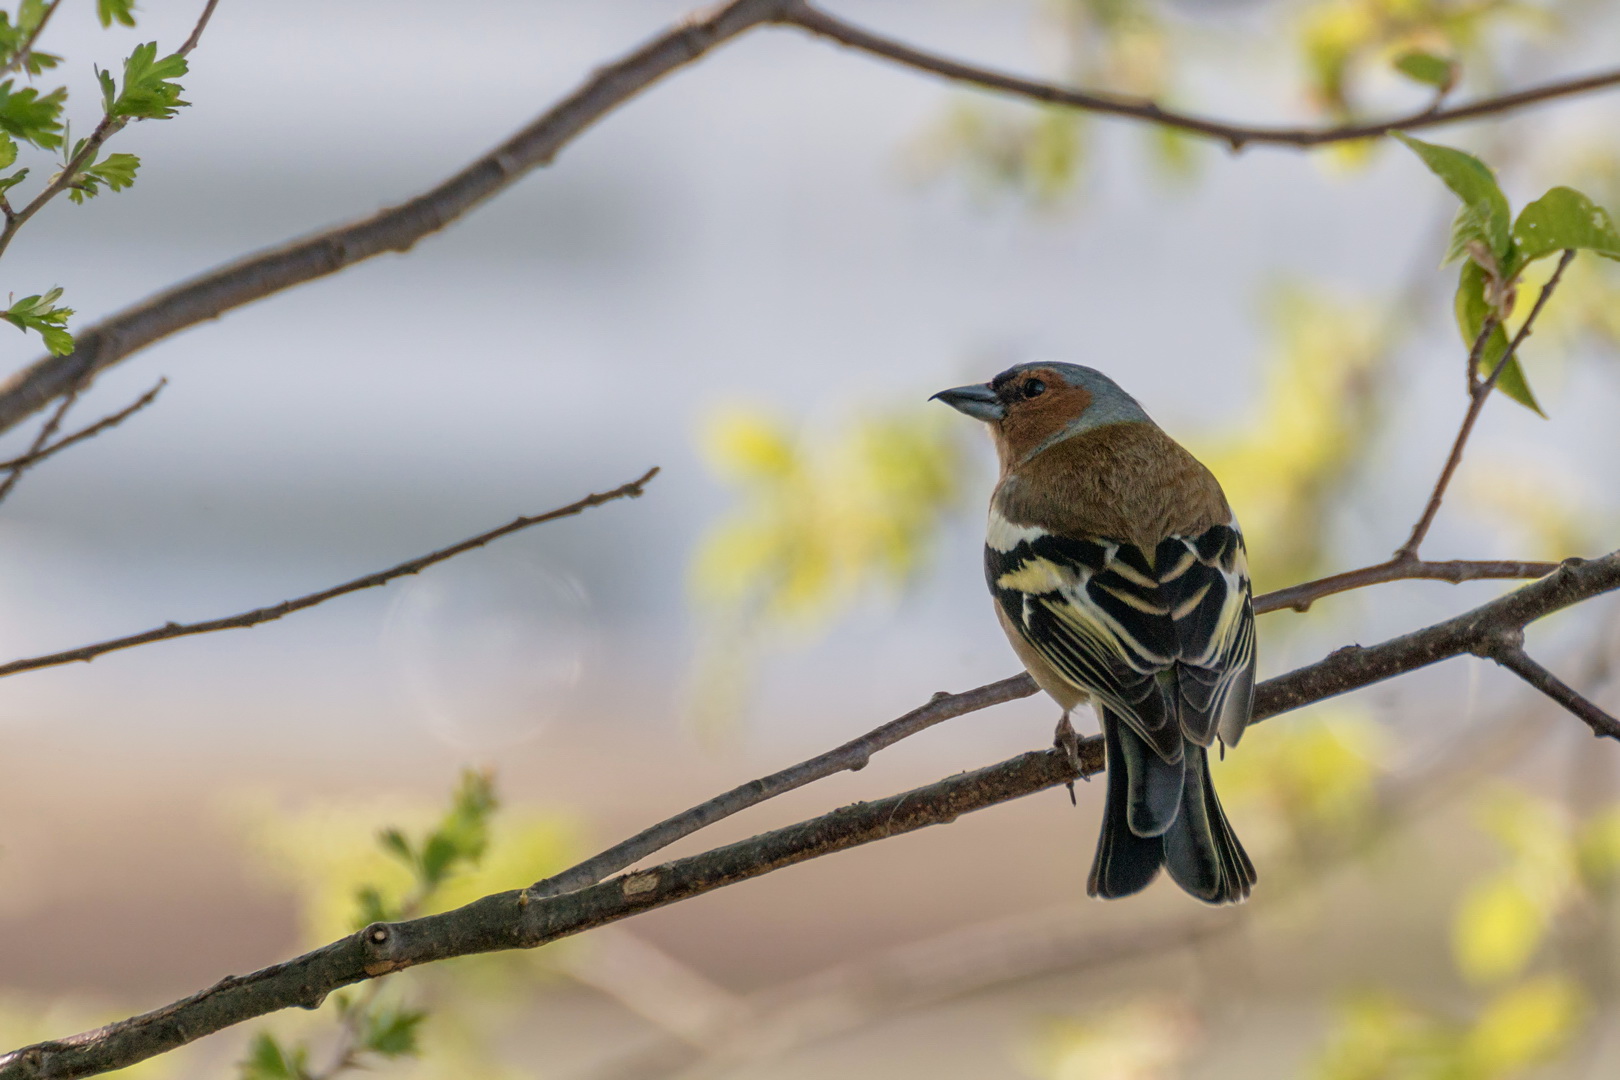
[358,922,402,976]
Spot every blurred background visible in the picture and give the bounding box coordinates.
[3,0,1620,1077]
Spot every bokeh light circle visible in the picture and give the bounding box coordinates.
[382,547,593,753]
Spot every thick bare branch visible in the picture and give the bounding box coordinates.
[0,0,792,436]
[529,674,1038,898]
[6,550,1618,1080]
[779,2,1620,150]
[0,467,658,679]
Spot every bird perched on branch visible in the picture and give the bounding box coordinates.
[933,362,1256,904]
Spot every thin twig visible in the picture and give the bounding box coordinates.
[778,1,1620,150]
[0,468,659,680]
[1395,250,1576,561]
[0,0,64,78]
[7,0,1620,435]
[0,377,164,472]
[0,376,78,504]
[177,0,220,58]
[1483,638,1620,739]
[1253,557,1558,615]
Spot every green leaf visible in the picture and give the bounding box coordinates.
[69,151,141,203]
[377,826,414,866]
[1393,133,1512,264]
[5,287,75,356]
[360,1006,427,1058]
[1454,261,1543,416]
[1393,50,1456,89]
[97,0,137,29]
[0,166,30,194]
[0,132,16,171]
[96,67,116,114]
[0,80,66,149]
[239,1033,308,1080]
[107,42,188,121]
[1512,186,1620,266]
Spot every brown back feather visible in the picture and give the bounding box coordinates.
[994,421,1230,550]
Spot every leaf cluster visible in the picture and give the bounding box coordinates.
[1396,134,1620,413]
[3,285,70,354]
[0,1,62,76]
[239,771,499,1080]
[359,769,498,924]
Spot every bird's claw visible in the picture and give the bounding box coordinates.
[1053,712,1082,804]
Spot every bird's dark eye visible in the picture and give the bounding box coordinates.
[1022,379,1046,399]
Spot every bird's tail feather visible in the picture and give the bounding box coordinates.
[1087,713,1165,899]
[1087,710,1255,904]
[1163,741,1255,904]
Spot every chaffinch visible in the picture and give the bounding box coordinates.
[934,362,1256,904]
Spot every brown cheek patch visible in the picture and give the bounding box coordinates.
[1000,382,1093,462]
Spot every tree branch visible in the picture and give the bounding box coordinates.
[778,2,1620,151]
[0,0,793,437]
[0,376,163,483]
[1253,557,1558,615]
[6,1,1620,436]
[1396,250,1576,561]
[0,467,659,679]
[0,374,79,504]
[1482,637,1620,739]
[6,549,1619,1080]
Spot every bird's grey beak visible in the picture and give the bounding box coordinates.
[930,382,1006,422]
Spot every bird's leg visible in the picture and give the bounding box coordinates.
[1053,711,1081,805]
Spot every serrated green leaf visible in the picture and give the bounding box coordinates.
[97,0,136,29]
[0,166,30,194]
[361,1007,427,1058]
[97,66,115,114]
[1393,50,1456,89]
[1454,261,1544,416]
[238,1032,308,1080]
[1394,133,1512,264]
[1513,186,1620,266]
[70,151,141,203]
[107,42,188,121]
[0,133,16,172]
[5,287,75,356]
[23,50,60,76]
[0,80,66,149]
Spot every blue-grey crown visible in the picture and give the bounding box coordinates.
[993,361,1154,438]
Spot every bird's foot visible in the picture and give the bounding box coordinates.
[1053,712,1082,805]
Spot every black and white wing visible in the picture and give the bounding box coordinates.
[986,516,1255,760]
